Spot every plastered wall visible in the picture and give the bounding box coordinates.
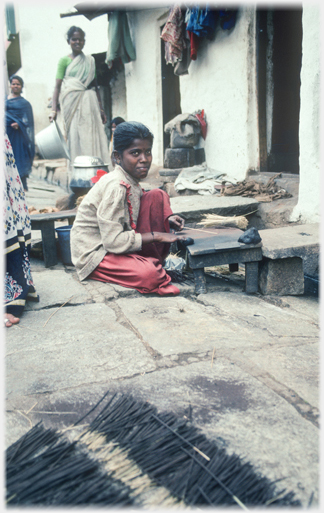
[124,7,259,180]
[180,7,259,180]
[124,8,167,167]
[290,5,320,224]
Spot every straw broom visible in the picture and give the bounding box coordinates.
[198,213,249,230]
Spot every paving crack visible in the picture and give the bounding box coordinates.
[230,357,319,428]
[107,302,161,358]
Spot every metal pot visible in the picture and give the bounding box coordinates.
[36,121,70,160]
[69,156,109,194]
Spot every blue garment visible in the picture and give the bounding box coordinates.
[186,7,238,37]
[5,96,35,179]
[186,7,217,38]
[219,9,238,30]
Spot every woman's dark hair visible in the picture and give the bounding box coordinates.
[111,117,125,127]
[10,75,24,87]
[66,26,85,42]
[113,121,154,153]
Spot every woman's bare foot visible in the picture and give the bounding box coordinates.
[4,314,20,328]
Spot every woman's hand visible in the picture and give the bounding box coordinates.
[11,122,19,130]
[100,110,107,124]
[49,111,57,122]
[168,214,185,231]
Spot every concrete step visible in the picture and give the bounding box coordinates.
[170,195,259,224]
[259,223,319,259]
[258,224,319,295]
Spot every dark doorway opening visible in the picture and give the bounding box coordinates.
[257,8,302,174]
[160,32,181,160]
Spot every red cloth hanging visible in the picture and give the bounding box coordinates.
[188,31,200,60]
[195,109,207,139]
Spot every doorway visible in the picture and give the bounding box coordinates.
[160,33,182,159]
[257,8,302,174]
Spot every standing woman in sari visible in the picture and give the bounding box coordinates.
[5,75,35,192]
[4,133,38,328]
[49,26,110,164]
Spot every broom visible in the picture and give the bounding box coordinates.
[198,213,252,230]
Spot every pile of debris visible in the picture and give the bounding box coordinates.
[29,206,60,215]
[221,173,292,202]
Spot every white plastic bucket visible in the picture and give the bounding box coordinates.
[36,121,70,160]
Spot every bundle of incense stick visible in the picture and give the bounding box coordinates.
[6,392,301,508]
[198,213,249,230]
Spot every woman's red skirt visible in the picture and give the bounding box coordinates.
[89,189,180,296]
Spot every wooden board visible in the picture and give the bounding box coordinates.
[182,227,262,257]
[30,209,77,223]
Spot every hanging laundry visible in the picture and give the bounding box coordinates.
[161,5,186,65]
[218,9,238,30]
[174,28,191,75]
[186,6,217,39]
[188,31,200,60]
[106,11,136,69]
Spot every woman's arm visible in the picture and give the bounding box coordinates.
[95,80,107,124]
[141,231,187,245]
[49,79,63,122]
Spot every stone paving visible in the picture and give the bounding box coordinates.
[4,173,320,507]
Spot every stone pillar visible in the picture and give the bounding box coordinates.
[259,257,304,295]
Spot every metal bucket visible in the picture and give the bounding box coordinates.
[36,121,70,160]
[69,156,109,194]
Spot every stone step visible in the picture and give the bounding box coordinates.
[170,195,259,223]
[258,224,319,259]
[159,168,183,176]
[258,223,319,295]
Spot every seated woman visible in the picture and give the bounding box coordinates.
[71,121,187,296]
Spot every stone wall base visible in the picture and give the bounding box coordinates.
[164,148,195,169]
[259,257,304,295]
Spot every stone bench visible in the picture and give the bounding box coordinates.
[184,227,262,294]
[258,223,319,295]
[30,209,77,267]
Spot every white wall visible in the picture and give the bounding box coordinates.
[180,7,258,180]
[290,5,320,224]
[124,7,259,180]
[110,69,127,121]
[124,8,168,167]
[14,1,109,133]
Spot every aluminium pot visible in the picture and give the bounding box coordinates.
[36,121,70,160]
[69,156,109,194]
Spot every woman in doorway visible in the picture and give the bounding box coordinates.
[5,75,35,192]
[71,121,187,296]
[49,26,110,164]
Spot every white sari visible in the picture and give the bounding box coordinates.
[60,53,110,164]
